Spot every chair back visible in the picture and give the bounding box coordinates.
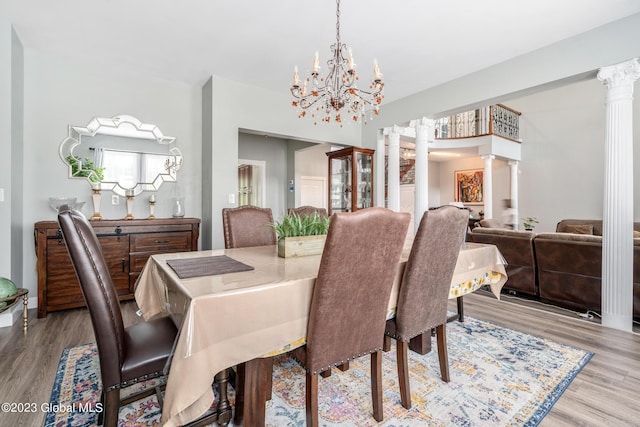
[394,205,468,340]
[304,207,410,374]
[288,206,328,218]
[57,206,125,389]
[222,205,276,249]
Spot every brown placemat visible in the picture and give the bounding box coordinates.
[166,255,254,279]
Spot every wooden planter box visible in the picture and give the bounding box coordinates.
[277,235,327,258]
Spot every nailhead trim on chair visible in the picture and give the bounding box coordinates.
[294,347,383,375]
[105,370,164,392]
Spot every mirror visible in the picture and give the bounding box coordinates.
[59,114,182,196]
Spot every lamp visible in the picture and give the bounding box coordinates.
[290,0,384,126]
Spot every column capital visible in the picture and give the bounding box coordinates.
[481,154,495,160]
[597,58,640,88]
[508,160,519,167]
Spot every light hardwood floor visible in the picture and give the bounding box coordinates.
[0,293,639,427]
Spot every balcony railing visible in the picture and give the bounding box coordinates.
[434,104,521,142]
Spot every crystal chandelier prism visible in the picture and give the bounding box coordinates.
[290,0,384,126]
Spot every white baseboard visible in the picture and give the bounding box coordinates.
[0,296,36,328]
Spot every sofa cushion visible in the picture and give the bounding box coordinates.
[536,232,602,244]
[478,218,505,229]
[471,228,535,238]
[559,224,594,235]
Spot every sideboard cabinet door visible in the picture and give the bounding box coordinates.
[35,217,200,317]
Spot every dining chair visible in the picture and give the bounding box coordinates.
[287,205,328,217]
[222,205,276,249]
[290,207,410,426]
[383,205,468,409]
[57,205,180,427]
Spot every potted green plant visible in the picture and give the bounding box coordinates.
[522,216,539,231]
[271,212,330,258]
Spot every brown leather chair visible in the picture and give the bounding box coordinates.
[222,205,276,249]
[287,206,328,217]
[57,206,178,427]
[383,205,468,409]
[289,207,410,426]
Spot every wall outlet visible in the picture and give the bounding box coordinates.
[228,193,235,204]
[111,195,119,205]
[0,188,4,202]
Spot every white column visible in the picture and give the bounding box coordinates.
[509,160,519,230]
[413,118,433,231]
[481,155,494,219]
[597,58,640,332]
[387,126,401,211]
[375,129,385,207]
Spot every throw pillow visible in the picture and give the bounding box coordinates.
[561,224,594,235]
[479,218,504,229]
[634,230,640,238]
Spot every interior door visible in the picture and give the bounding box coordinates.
[300,176,327,209]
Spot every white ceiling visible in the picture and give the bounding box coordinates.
[2,0,640,104]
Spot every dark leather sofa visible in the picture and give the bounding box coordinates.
[469,228,537,296]
[469,219,640,320]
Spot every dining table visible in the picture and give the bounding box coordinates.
[134,241,507,427]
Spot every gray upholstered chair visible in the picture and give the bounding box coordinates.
[222,205,276,249]
[290,207,410,426]
[287,206,328,217]
[57,206,179,427]
[383,205,468,409]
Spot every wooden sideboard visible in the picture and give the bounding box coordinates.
[34,217,200,318]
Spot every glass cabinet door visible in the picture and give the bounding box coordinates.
[355,151,373,209]
[330,155,352,213]
[326,147,375,215]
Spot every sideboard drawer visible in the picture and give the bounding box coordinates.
[131,232,191,252]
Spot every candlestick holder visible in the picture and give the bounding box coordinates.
[90,184,103,220]
[148,199,156,219]
[125,192,135,220]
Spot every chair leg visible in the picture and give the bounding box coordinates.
[383,335,391,352]
[306,372,319,427]
[102,388,120,427]
[337,361,349,372]
[371,350,383,422]
[436,323,450,382]
[396,340,411,409]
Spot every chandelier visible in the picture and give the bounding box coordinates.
[290,0,384,126]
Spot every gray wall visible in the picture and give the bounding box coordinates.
[0,23,24,286]
[238,132,289,219]
[19,48,201,296]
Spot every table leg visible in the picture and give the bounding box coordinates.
[446,296,464,323]
[215,369,232,426]
[233,358,270,427]
[457,296,464,322]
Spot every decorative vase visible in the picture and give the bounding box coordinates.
[277,235,327,258]
[172,197,185,218]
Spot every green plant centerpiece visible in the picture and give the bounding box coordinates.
[271,212,330,258]
[522,216,539,231]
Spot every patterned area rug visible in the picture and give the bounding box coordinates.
[45,316,592,427]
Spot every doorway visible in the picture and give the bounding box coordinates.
[238,159,266,207]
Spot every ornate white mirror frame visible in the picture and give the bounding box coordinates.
[59,114,183,197]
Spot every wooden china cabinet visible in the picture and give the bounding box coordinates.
[34,217,200,318]
[326,146,375,215]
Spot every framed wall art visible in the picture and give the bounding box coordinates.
[454,169,484,205]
